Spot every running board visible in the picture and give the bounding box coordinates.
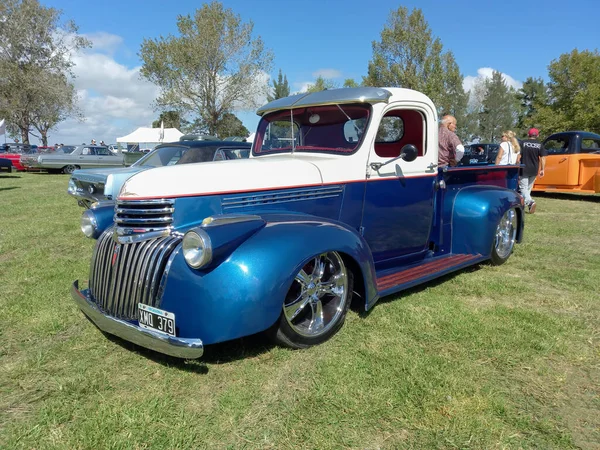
[376,253,485,295]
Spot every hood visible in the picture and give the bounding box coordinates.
[72,166,148,183]
[119,155,331,199]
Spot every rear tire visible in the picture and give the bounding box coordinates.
[269,251,353,349]
[62,164,79,174]
[490,208,518,265]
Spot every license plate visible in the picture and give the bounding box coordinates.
[138,303,176,336]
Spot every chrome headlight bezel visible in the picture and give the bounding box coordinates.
[80,209,98,238]
[182,229,213,269]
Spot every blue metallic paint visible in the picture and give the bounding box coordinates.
[450,185,523,256]
[88,204,117,238]
[157,215,377,345]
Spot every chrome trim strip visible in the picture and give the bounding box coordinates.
[115,207,175,215]
[113,228,172,244]
[117,199,175,206]
[201,214,263,227]
[72,281,204,359]
[114,216,173,225]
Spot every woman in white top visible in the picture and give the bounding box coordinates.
[495,130,521,165]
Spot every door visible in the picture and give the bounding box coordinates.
[361,107,437,265]
[540,136,571,186]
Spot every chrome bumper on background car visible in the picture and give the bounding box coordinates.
[71,280,204,359]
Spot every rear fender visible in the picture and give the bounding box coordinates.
[160,214,377,345]
[451,186,524,256]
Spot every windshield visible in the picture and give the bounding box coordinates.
[253,103,371,156]
[133,145,217,167]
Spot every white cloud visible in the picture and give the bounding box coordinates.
[463,67,523,93]
[312,68,342,79]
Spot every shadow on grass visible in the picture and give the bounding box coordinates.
[533,191,600,203]
[0,174,21,179]
[102,328,275,372]
[0,186,19,191]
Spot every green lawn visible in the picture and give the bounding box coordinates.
[1,172,599,449]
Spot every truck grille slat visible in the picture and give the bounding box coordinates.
[88,230,181,320]
[114,199,175,232]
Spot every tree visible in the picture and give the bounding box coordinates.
[267,69,290,101]
[478,71,517,142]
[533,49,600,135]
[306,76,337,93]
[139,1,273,136]
[515,77,547,136]
[152,111,182,129]
[29,72,82,146]
[0,0,89,143]
[343,78,359,88]
[363,6,467,123]
[215,112,249,138]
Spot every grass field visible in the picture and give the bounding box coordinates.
[1,172,599,449]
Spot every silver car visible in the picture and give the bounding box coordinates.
[21,145,124,174]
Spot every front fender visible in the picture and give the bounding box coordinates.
[451,185,524,256]
[159,215,377,345]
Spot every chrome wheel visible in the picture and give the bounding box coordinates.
[283,251,349,338]
[63,164,77,174]
[493,208,517,261]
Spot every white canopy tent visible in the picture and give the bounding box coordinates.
[116,127,183,150]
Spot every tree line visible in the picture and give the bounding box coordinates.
[1,0,599,145]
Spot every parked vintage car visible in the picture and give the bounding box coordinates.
[533,131,600,194]
[71,87,524,359]
[68,140,252,208]
[21,145,124,174]
[0,143,39,171]
[458,143,500,166]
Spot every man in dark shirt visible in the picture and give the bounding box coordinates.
[519,128,547,213]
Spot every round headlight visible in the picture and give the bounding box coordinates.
[67,179,77,194]
[104,174,113,199]
[182,229,212,269]
[80,210,98,238]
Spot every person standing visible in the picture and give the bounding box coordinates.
[438,115,465,167]
[518,128,546,213]
[495,130,521,166]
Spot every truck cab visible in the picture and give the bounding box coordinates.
[71,87,524,359]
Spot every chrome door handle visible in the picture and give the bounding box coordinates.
[559,157,567,163]
[427,163,438,170]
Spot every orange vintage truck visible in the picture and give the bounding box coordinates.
[533,131,600,194]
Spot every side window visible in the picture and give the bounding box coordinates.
[544,138,570,155]
[81,147,91,155]
[96,147,111,156]
[374,109,424,158]
[376,116,404,143]
[344,117,368,144]
[581,138,600,153]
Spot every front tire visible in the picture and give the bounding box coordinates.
[490,208,518,265]
[269,251,353,349]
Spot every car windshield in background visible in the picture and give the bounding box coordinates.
[56,146,77,154]
[132,145,215,167]
[253,103,371,156]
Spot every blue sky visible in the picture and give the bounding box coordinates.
[40,0,600,146]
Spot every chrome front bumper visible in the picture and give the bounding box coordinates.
[71,280,204,359]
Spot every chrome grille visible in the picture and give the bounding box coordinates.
[115,199,174,232]
[89,229,181,319]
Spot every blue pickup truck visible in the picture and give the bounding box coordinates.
[71,87,524,359]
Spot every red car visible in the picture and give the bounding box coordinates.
[0,143,39,171]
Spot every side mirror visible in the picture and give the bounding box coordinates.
[400,144,418,162]
[370,144,419,171]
